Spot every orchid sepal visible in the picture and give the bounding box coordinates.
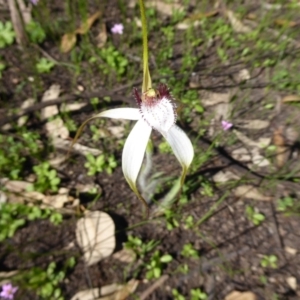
[162,124,194,192]
[69,108,140,155]
[122,119,152,216]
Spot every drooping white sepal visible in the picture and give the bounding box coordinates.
[162,125,194,170]
[122,119,152,190]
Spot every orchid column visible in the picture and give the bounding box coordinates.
[71,0,194,217]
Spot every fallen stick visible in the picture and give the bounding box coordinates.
[139,275,169,300]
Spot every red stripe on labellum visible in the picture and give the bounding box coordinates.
[133,88,142,106]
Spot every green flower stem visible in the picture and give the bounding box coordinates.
[138,0,152,93]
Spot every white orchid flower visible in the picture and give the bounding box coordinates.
[72,84,194,215]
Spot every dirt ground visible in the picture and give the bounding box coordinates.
[1,0,300,299]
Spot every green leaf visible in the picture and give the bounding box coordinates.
[153,267,161,278]
[160,254,173,263]
[26,21,46,44]
[53,288,62,298]
[40,282,54,297]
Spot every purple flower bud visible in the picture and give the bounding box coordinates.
[221,120,233,131]
[111,23,124,35]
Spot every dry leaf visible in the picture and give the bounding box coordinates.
[41,84,61,120]
[273,127,287,146]
[49,154,67,168]
[134,17,142,28]
[285,127,299,144]
[225,290,257,300]
[201,92,231,106]
[233,185,271,201]
[176,19,199,30]
[1,179,32,204]
[226,10,251,33]
[0,191,7,204]
[75,183,102,194]
[76,211,115,266]
[275,19,297,28]
[237,119,270,130]
[18,98,35,126]
[109,279,139,300]
[250,149,270,167]
[128,0,136,8]
[262,3,282,10]
[232,148,251,162]
[272,127,289,167]
[53,137,102,156]
[245,13,257,20]
[285,246,297,256]
[113,248,136,263]
[42,188,70,208]
[0,271,18,278]
[147,1,184,16]
[23,191,45,202]
[286,276,297,291]
[45,117,69,139]
[215,102,231,120]
[275,145,290,168]
[71,285,117,300]
[189,10,218,20]
[61,11,102,53]
[107,126,125,139]
[234,130,271,149]
[232,147,269,168]
[236,69,250,82]
[70,279,139,300]
[61,33,77,53]
[96,23,107,48]
[176,10,218,30]
[1,179,32,193]
[212,170,240,183]
[75,11,102,35]
[0,270,19,286]
[282,95,300,103]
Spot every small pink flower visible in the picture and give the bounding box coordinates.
[111,23,124,35]
[30,0,39,5]
[221,120,233,131]
[0,283,18,300]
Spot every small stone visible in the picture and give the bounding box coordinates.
[77,85,85,91]
[285,246,297,255]
[286,276,297,291]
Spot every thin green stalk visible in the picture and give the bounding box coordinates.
[138,0,152,93]
[195,192,229,227]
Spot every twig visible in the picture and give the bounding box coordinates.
[269,200,287,261]
[197,135,300,191]
[0,86,136,127]
[139,275,169,300]
[16,0,31,24]
[7,0,27,46]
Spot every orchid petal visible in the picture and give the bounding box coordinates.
[69,108,140,155]
[162,125,194,185]
[122,119,152,214]
[97,108,141,120]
